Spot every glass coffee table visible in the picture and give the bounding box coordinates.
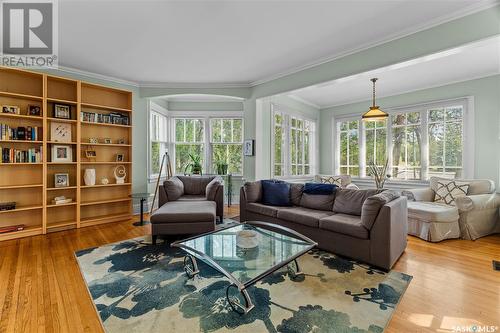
[171,221,317,314]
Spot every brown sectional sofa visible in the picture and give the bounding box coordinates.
[240,181,408,270]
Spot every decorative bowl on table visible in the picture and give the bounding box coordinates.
[236,229,259,249]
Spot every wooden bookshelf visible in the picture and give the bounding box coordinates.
[0,66,132,241]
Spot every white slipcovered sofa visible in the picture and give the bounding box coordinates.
[403,177,500,241]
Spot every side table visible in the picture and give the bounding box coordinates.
[130,192,153,226]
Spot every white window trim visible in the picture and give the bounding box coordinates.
[147,101,169,182]
[271,103,317,179]
[332,96,474,183]
[169,110,244,176]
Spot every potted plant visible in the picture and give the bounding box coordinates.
[367,158,391,190]
[215,159,228,175]
[184,153,203,175]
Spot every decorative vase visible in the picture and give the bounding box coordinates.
[114,165,126,184]
[84,169,96,186]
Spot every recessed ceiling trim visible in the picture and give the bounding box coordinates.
[139,82,252,89]
[319,72,499,110]
[249,1,500,87]
[286,94,321,109]
[56,65,140,87]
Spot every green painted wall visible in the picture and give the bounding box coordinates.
[319,75,500,189]
[167,101,244,112]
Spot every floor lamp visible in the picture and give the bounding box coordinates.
[149,151,173,216]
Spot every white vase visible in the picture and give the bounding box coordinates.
[84,169,96,186]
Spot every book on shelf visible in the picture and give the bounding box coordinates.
[80,111,129,125]
[0,224,25,234]
[1,146,42,163]
[0,124,40,141]
[52,196,73,205]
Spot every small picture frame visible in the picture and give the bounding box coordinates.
[103,138,112,144]
[52,145,73,162]
[89,137,98,144]
[243,139,255,156]
[116,154,124,162]
[2,105,20,114]
[51,122,72,143]
[117,139,126,144]
[85,150,97,159]
[54,104,71,119]
[54,173,69,188]
[28,105,41,116]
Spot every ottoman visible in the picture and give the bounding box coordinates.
[407,201,460,242]
[150,201,216,244]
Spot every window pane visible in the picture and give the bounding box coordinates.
[340,132,348,165]
[392,126,406,179]
[228,144,243,174]
[428,123,444,167]
[275,125,282,164]
[407,112,420,124]
[348,130,358,166]
[376,128,387,164]
[185,119,194,142]
[195,119,204,142]
[151,142,160,174]
[446,106,462,120]
[365,129,374,164]
[445,122,462,167]
[175,119,184,142]
[274,164,283,177]
[349,121,358,130]
[429,108,444,122]
[175,144,203,174]
[392,113,405,126]
[211,119,221,142]
[407,126,421,167]
[304,131,309,165]
[233,119,242,142]
[222,119,232,142]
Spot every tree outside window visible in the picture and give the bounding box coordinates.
[210,118,243,175]
[174,118,204,174]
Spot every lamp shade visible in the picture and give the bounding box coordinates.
[362,106,388,121]
[363,78,388,121]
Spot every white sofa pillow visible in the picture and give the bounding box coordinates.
[433,179,469,206]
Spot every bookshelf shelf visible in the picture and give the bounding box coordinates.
[0,66,133,241]
[81,121,131,128]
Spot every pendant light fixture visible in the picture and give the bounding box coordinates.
[362,78,388,121]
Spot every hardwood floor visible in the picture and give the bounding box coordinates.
[0,206,498,333]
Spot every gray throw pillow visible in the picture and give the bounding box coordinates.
[333,188,379,216]
[244,181,262,203]
[163,177,184,201]
[360,191,400,229]
[300,193,335,211]
[206,178,221,201]
[290,183,304,206]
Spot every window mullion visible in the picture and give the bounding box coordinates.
[421,110,428,180]
[359,122,366,177]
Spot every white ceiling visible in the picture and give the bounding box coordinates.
[58,0,495,85]
[286,36,500,108]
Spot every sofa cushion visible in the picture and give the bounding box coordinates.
[319,214,369,239]
[303,183,337,195]
[150,201,216,223]
[246,203,281,217]
[290,183,304,206]
[318,175,343,186]
[407,201,459,223]
[361,191,400,230]
[178,176,214,195]
[163,177,184,201]
[178,195,206,201]
[262,180,291,206]
[243,181,262,203]
[206,177,221,201]
[300,193,335,211]
[430,176,494,195]
[333,188,379,216]
[277,207,334,228]
[432,179,469,206]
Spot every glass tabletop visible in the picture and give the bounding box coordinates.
[172,222,316,288]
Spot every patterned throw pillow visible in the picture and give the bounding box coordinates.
[434,180,469,206]
[320,176,342,187]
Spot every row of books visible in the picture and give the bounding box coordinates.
[1,146,42,163]
[80,112,129,125]
[0,124,41,141]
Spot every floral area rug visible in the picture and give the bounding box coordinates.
[75,236,412,333]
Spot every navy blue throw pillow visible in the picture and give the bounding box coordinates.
[303,182,337,195]
[261,180,291,206]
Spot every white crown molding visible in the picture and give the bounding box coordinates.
[286,94,321,109]
[319,72,500,110]
[56,65,140,87]
[139,82,252,89]
[249,1,500,87]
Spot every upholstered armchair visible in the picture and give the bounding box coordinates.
[158,175,224,220]
[403,177,500,241]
